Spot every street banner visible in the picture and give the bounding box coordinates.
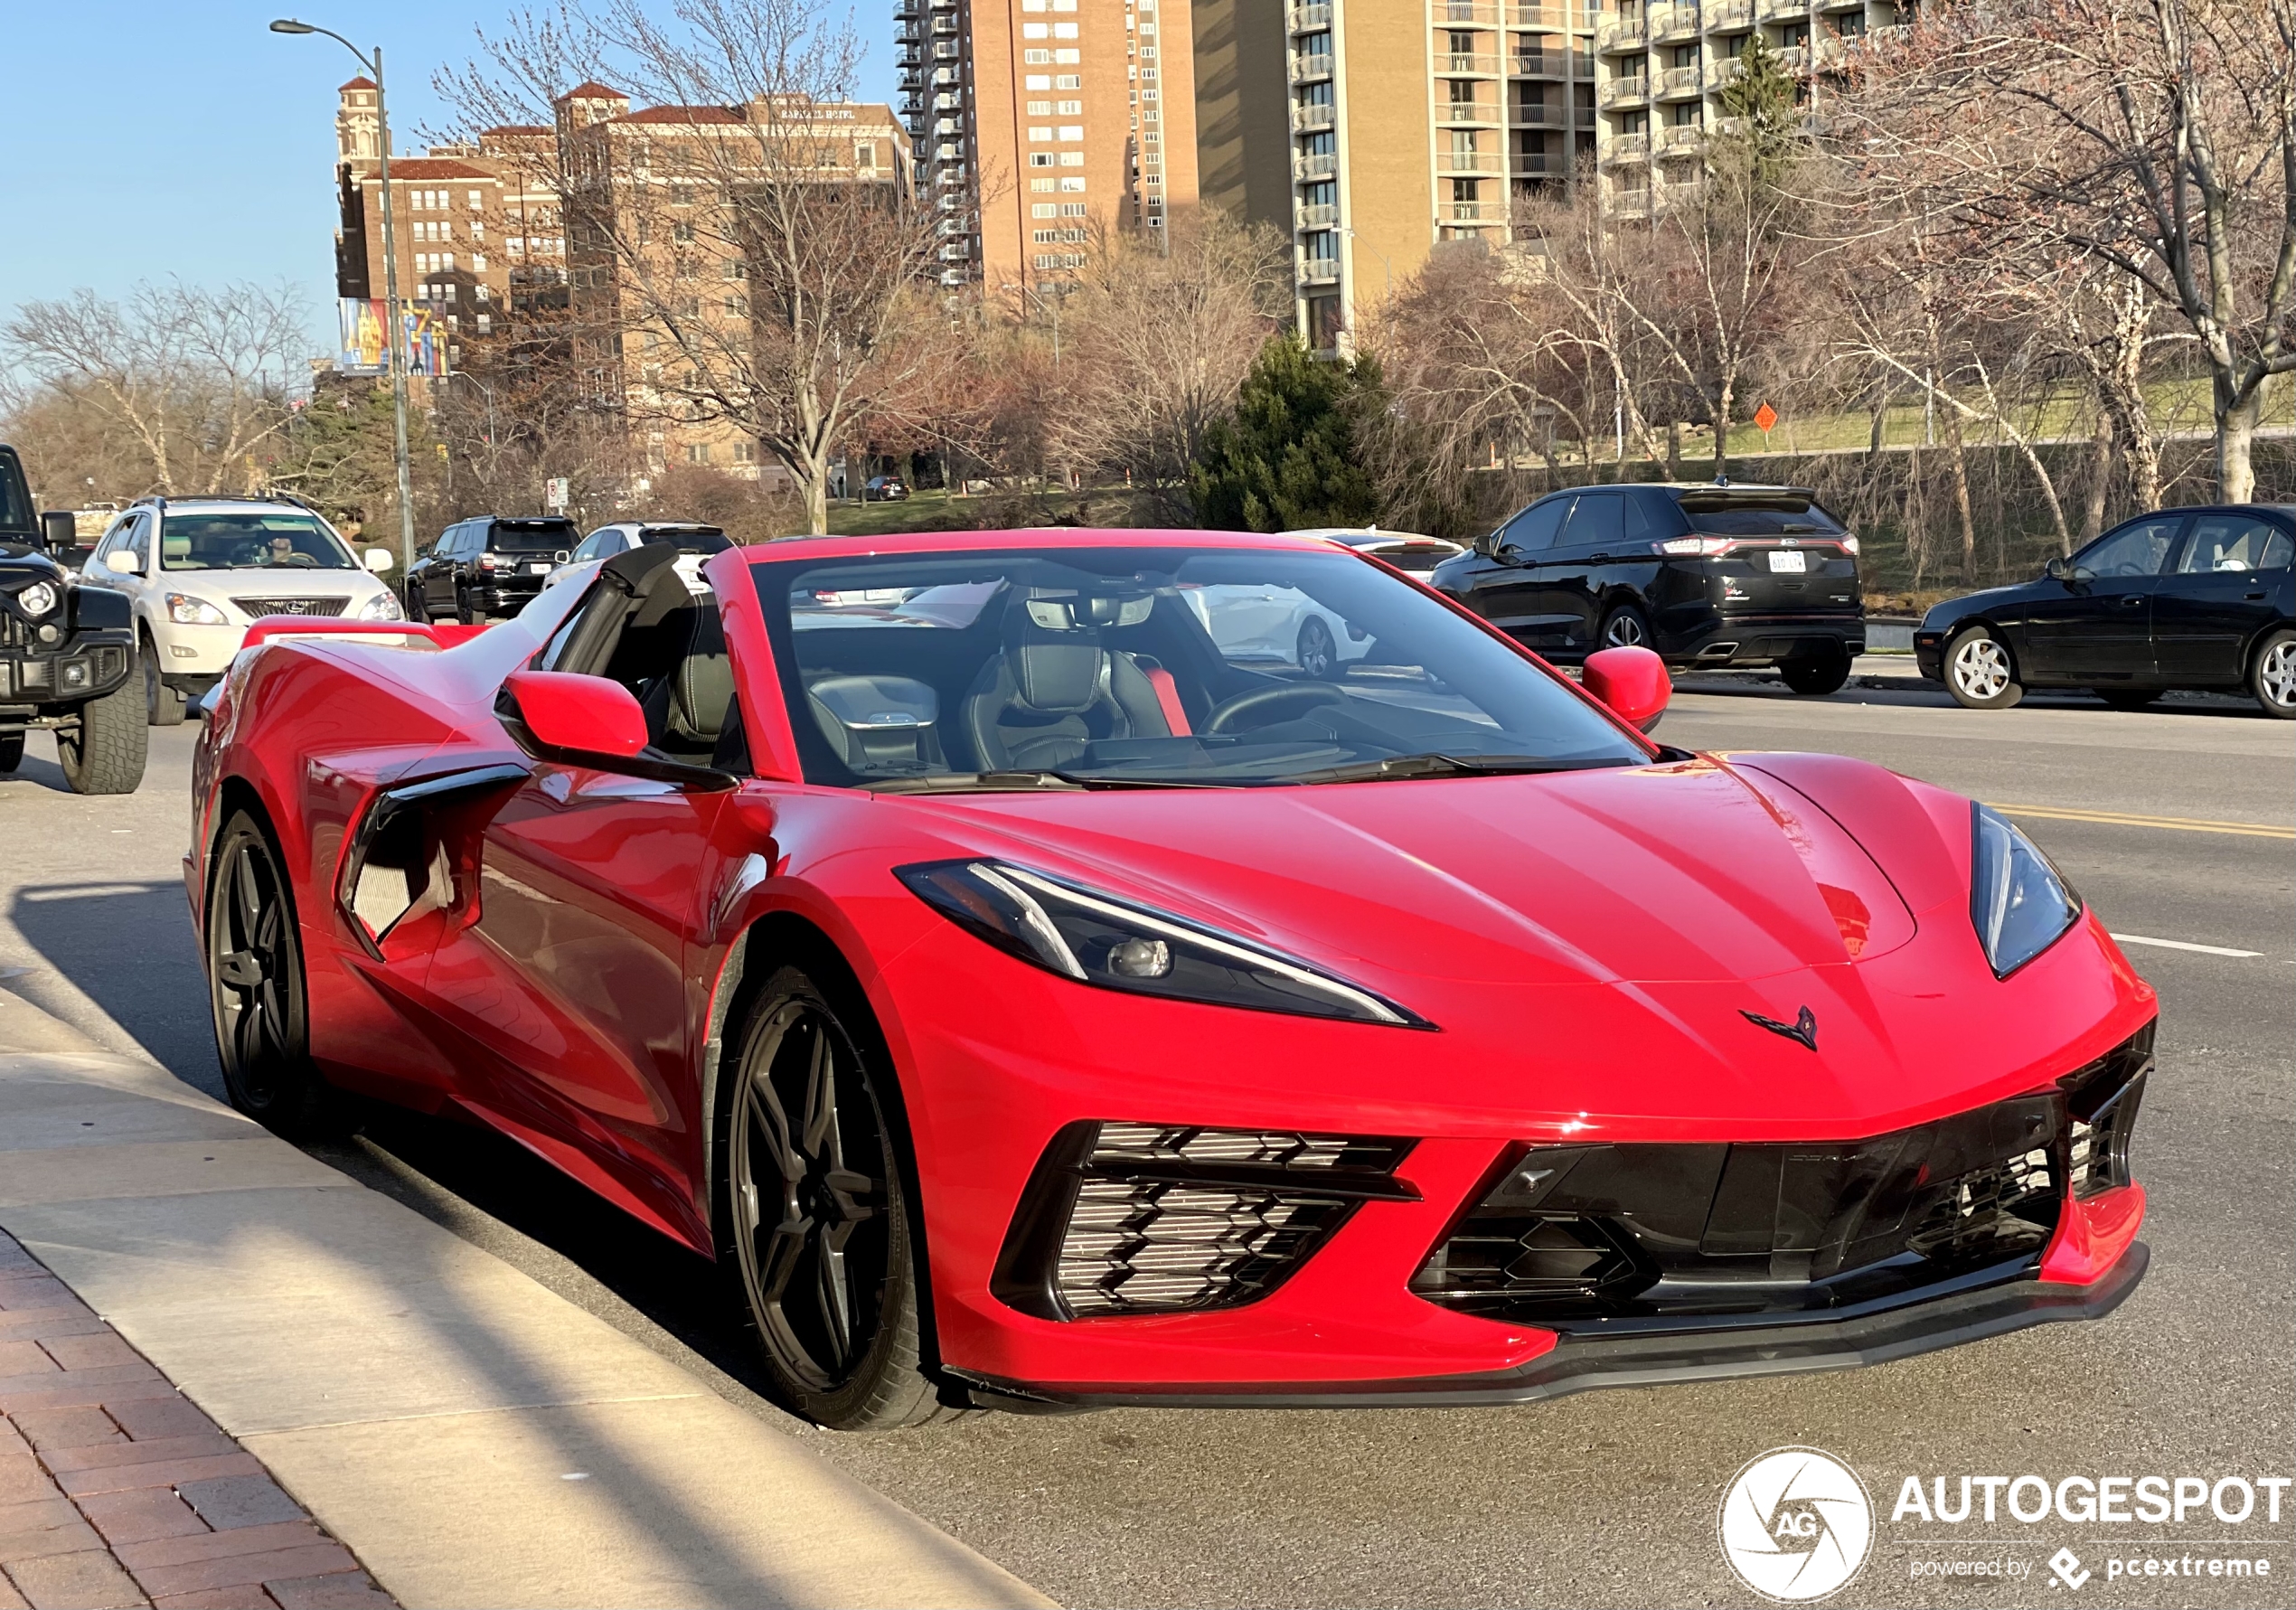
[336,298,447,377]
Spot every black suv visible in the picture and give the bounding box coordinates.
[0,444,144,792]
[405,515,579,623]
[1432,481,1866,694]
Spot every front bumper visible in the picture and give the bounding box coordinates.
[955,1238,2147,1409]
[0,636,134,710]
[149,619,244,676]
[1915,629,1948,680]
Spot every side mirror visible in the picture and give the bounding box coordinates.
[105,550,141,576]
[1583,645,1670,734]
[2044,555,2072,581]
[39,512,75,551]
[501,670,649,760]
[1494,542,1527,566]
[364,547,395,572]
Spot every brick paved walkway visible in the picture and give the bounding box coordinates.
[0,1231,392,1610]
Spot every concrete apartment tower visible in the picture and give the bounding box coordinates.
[898,0,1200,300]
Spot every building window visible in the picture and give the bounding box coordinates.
[1056,74,1082,89]
[1053,22,1078,37]
[1058,151,1084,166]
[687,443,711,465]
[475,313,492,334]
[1032,202,1060,218]
[1059,176,1087,191]
[1029,125,1053,141]
[1058,125,1084,141]
[1027,73,1052,89]
[1025,48,1052,62]
[1059,99,1083,115]
[1023,22,1049,38]
[1055,48,1080,62]
[1030,176,1058,191]
[1030,152,1056,166]
[1059,202,1087,216]
[1028,99,1052,115]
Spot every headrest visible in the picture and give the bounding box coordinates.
[1003,595,1106,714]
[162,533,192,558]
[672,653,735,741]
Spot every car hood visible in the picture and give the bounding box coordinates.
[883,756,2131,1134]
[1922,579,2043,626]
[0,544,64,575]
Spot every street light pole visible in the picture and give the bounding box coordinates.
[272,19,419,580]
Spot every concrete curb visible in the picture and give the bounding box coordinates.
[0,993,1051,1610]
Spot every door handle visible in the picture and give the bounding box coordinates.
[2119,595,2143,607]
[1587,552,1611,564]
[2247,591,2267,600]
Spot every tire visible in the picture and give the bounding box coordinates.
[456,586,481,626]
[720,966,962,1430]
[0,730,22,773]
[405,581,429,625]
[1295,616,1339,680]
[1598,603,1652,652]
[2093,687,2161,711]
[143,634,186,726]
[2251,628,2296,720]
[205,810,343,1138]
[56,671,149,795]
[1780,654,1852,696]
[1943,624,2024,710]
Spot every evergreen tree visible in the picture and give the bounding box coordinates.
[1189,334,1384,532]
[1716,33,1803,191]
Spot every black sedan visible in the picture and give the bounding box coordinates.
[1431,481,1865,693]
[1915,504,2296,717]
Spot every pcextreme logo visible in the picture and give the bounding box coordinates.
[1717,1446,1876,1602]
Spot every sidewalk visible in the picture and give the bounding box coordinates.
[0,990,1049,1610]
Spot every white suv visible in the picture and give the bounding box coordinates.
[547,522,732,591]
[78,496,401,724]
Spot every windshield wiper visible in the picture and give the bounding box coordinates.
[863,769,1226,795]
[1282,752,1625,786]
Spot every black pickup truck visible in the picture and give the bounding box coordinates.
[0,444,145,792]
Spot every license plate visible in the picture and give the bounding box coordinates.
[1767,551,1808,573]
[528,561,552,575]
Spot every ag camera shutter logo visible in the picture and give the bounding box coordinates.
[1717,1446,1875,1602]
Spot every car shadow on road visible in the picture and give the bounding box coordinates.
[7,880,221,1097]
[0,745,71,793]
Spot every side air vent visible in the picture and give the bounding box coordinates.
[993,1121,1416,1320]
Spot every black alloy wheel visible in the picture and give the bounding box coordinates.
[206,811,340,1137]
[1780,653,1852,696]
[2093,687,2162,711]
[1599,604,1652,652]
[1296,616,1339,680]
[404,579,428,625]
[456,585,481,626]
[723,967,960,1429]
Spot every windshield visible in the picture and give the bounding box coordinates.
[493,522,578,551]
[754,545,1648,789]
[1680,498,1846,538]
[0,451,32,535]
[160,512,357,570]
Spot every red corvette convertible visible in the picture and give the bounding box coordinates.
[186,532,2154,1428]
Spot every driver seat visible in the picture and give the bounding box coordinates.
[959,595,1172,770]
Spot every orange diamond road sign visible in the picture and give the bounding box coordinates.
[1753,402,1778,433]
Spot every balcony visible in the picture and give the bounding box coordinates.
[1443,200,1507,224]
[1512,149,1564,175]
[1777,43,1808,71]
[1812,33,1849,67]
[1292,103,1337,134]
[1707,55,1746,89]
[1708,0,1754,25]
[1657,122,1706,155]
[1603,132,1651,163]
[893,0,920,15]
[1292,51,1334,81]
[1439,52,1504,74]
[1300,255,1341,283]
[1598,74,1649,105]
[1821,0,1864,11]
[1289,1,1331,30]
[931,40,959,59]
[1505,4,1573,25]
[1757,0,1807,18]
[896,23,922,43]
[1658,64,1703,96]
[1434,98,1503,125]
[1437,0,1501,23]
[932,14,958,31]
[1512,49,1594,76]
[1294,149,1339,179]
[1595,19,1645,52]
[1649,5,1700,42]
[1295,202,1338,230]
[1435,147,1504,173]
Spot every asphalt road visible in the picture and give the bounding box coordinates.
[2,679,2290,1608]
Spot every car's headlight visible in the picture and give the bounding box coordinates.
[1971,804,2081,977]
[14,581,59,618]
[358,589,404,620]
[165,592,229,626]
[897,859,1429,1027]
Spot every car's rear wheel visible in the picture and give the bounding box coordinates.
[0,730,22,773]
[2093,687,2161,711]
[206,811,342,1138]
[1598,603,1651,651]
[456,586,482,626]
[1780,652,1852,696]
[1944,625,2023,710]
[404,581,428,625]
[2249,629,2296,720]
[1296,617,1338,680]
[722,966,962,1430]
[143,633,186,726]
[57,672,148,795]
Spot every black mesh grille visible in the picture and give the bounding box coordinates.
[1413,1025,2152,1328]
[231,596,349,618]
[994,1121,1416,1320]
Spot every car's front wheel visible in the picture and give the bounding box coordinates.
[721,966,961,1429]
[0,730,22,773]
[2250,629,2296,720]
[1296,617,1338,680]
[144,633,186,726]
[1944,625,2024,710]
[206,811,342,1137]
[57,671,148,795]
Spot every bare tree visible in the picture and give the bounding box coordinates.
[437,0,939,533]
[0,282,309,496]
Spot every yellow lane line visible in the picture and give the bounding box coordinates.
[1990,803,2296,840]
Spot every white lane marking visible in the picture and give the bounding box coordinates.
[2111,933,2265,958]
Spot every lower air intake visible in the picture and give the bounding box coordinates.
[993,1121,1416,1320]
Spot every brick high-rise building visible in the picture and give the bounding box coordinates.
[898,0,1199,297]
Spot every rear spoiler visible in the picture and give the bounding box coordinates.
[241,617,494,650]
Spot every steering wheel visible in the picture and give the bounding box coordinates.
[1203,681,1344,734]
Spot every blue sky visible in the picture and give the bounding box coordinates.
[0,2,895,360]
